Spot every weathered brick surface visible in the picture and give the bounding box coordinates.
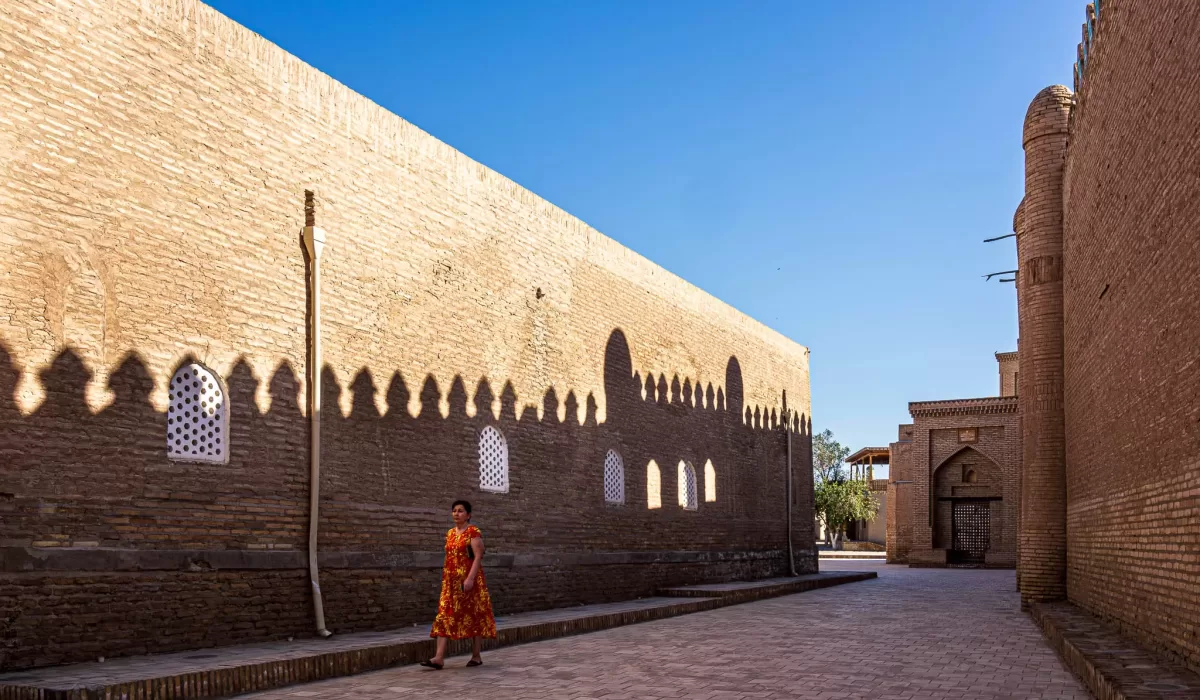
[1056,0,1200,672]
[0,571,313,670]
[0,0,813,669]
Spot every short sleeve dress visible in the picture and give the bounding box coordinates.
[430,525,497,640]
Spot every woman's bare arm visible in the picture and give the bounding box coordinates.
[464,536,484,590]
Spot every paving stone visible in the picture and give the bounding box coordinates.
[0,572,872,699]
[236,562,1086,700]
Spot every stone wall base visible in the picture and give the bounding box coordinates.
[907,548,947,567]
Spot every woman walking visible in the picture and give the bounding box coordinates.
[421,500,497,669]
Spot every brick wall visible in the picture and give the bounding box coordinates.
[0,0,814,669]
[1059,0,1200,671]
[886,428,913,564]
[903,400,1020,568]
[995,352,1017,397]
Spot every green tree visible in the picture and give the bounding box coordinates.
[814,477,879,549]
[811,430,877,548]
[812,429,850,485]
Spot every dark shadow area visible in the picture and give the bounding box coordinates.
[0,328,812,670]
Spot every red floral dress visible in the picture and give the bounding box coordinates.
[430,525,497,640]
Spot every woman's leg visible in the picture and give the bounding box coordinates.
[432,636,449,664]
[471,636,482,661]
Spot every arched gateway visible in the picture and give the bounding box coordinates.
[932,446,1003,564]
[896,387,1021,569]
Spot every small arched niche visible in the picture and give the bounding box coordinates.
[647,460,662,510]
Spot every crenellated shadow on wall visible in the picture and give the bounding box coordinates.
[0,331,807,516]
[0,329,813,669]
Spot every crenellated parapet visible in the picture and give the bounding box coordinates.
[1072,2,1106,111]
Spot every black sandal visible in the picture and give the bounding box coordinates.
[466,658,483,667]
[419,659,444,670]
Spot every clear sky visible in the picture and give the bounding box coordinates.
[205,1,1083,470]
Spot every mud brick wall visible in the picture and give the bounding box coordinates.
[0,0,813,669]
[1059,0,1200,672]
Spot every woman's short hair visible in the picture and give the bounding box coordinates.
[451,499,473,514]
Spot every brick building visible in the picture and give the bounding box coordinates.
[887,0,1200,673]
[1013,0,1200,673]
[0,0,815,670]
[884,353,1020,568]
[843,448,888,547]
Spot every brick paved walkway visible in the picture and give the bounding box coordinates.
[244,562,1088,700]
[0,572,871,699]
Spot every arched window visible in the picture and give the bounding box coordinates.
[478,426,509,493]
[647,460,661,509]
[678,460,698,511]
[704,459,717,502]
[603,449,625,504]
[167,363,229,464]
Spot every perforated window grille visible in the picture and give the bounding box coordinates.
[478,426,509,493]
[647,460,661,509]
[952,502,990,562]
[704,459,716,502]
[167,363,228,463]
[678,461,698,511]
[603,449,625,504]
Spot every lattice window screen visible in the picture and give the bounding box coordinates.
[167,363,228,463]
[603,449,625,504]
[678,461,698,511]
[478,426,509,493]
[952,501,991,560]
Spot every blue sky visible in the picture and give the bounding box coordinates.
[206,1,1083,467]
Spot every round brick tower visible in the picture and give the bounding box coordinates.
[1012,197,1025,594]
[1017,85,1072,606]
